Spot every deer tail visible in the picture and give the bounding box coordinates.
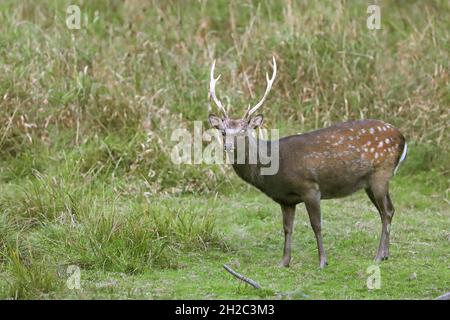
[394,141,407,175]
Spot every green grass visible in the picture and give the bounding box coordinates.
[0,0,449,299]
[0,149,448,299]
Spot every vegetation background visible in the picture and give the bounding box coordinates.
[0,0,448,299]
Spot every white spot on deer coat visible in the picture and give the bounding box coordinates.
[378,141,384,148]
[385,138,390,144]
[369,128,375,134]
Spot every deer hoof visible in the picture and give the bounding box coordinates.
[375,255,388,263]
[375,252,389,263]
[278,260,290,268]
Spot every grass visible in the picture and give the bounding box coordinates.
[0,148,448,299]
[0,0,449,299]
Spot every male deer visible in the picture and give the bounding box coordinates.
[208,57,407,268]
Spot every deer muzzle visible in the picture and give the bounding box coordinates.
[223,143,234,152]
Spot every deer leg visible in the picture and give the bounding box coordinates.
[304,192,327,268]
[366,187,388,261]
[383,192,395,258]
[279,205,295,267]
[365,188,381,212]
[368,181,395,263]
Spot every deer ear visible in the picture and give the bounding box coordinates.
[209,114,223,129]
[248,114,264,129]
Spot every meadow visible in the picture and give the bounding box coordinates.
[0,0,449,299]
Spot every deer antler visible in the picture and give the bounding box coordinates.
[209,60,228,118]
[244,56,277,119]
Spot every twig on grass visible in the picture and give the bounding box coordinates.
[435,292,450,300]
[223,264,261,289]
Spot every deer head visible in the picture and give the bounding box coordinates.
[208,57,277,151]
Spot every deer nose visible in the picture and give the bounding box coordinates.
[224,143,234,151]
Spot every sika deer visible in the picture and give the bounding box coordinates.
[208,57,407,268]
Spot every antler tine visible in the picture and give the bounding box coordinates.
[209,60,228,118]
[244,56,277,119]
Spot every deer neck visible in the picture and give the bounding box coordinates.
[229,134,267,187]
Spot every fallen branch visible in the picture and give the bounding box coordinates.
[223,264,261,289]
[435,292,450,300]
